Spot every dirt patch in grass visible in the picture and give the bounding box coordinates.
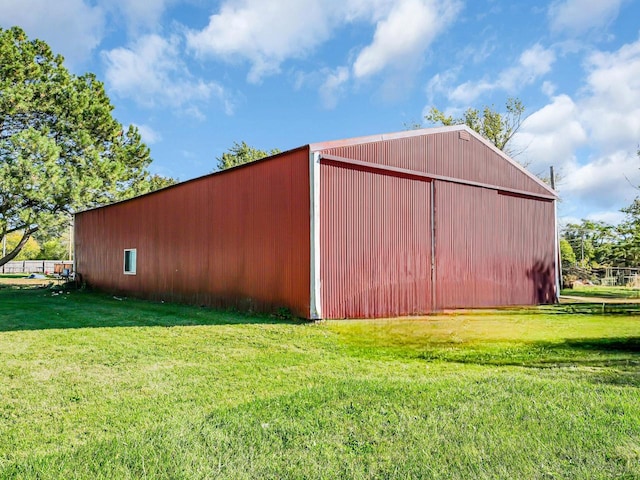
[0,277,53,288]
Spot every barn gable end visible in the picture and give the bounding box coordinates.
[312,126,558,318]
[311,125,554,198]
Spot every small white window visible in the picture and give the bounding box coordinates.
[124,249,137,275]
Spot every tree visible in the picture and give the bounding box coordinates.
[0,27,174,266]
[563,220,617,267]
[614,199,640,266]
[559,238,576,269]
[216,141,281,171]
[425,97,525,156]
[120,173,176,199]
[37,236,69,260]
[3,231,40,260]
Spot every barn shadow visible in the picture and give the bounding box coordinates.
[527,260,556,304]
[420,336,640,388]
[0,286,310,332]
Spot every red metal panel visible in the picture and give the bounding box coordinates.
[75,149,311,317]
[434,181,556,309]
[320,161,432,319]
[320,130,551,197]
[320,153,556,201]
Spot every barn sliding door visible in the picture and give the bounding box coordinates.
[320,161,433,318]
[434,181,556,309]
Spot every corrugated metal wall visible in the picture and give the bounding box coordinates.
[434,181,556,309]
[320,130,550,197]
[75,148,311,317]
[316,129,556,317]
[320,161,432,318]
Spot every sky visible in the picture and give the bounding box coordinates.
[1,0,639,225]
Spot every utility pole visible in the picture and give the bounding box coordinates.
[68,215,73,261]
[550,165,561,295]
[1,235,5,274]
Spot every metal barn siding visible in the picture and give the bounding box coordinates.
[75,148,311,317]
[316,128,551,197]
[314,126,557,317]
[434,181,557,309]
[320,161,433,319]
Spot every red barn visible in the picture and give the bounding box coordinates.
[74,126,558,319]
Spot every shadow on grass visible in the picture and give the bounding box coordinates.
[560,288,640,300]
[561,337,640,353]
[542,303,640,315]
[418,337,640,387]
[0,286,309,332]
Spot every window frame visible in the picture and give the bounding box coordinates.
[123,248,137,275]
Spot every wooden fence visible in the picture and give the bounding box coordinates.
[1,260,71,275]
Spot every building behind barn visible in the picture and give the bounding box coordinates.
[74,126,558,319]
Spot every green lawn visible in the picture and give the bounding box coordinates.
[561,285,640,299]
[1,287,638,479]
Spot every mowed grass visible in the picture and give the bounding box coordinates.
[0,288,639,479]
[562,285,640,299]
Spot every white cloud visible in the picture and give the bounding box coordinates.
[448,44,556,104]
[100,0,176,33]
[447,81,492,105]
[186,0,336,83]
[541,81,557,96]
[186,0,461,84]
[352,0,461,78]
[133,124,162,145]
[340,0,396,22]
[562,150,640,210]
[585,210,627,226]
[548,0,624,36]
[516,44,556,77]
[102,34,233,116]
[513,37,640,221]
[514,94,587,172]
[456,39,497,66]
[319,67,351,109]
[516,37,640,166]
[0,0,104,65]
[425,69,460,105]
[581,39,640,150]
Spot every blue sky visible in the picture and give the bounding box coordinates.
[2,0,639,225]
